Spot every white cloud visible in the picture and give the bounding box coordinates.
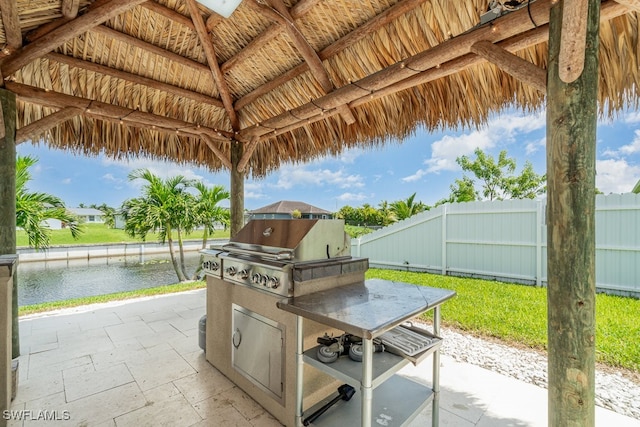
[622,110,640,124]
[336,192,372,202]
[61,178,71,184]
[403,111,546,181]
[273,166,364,190]
[602,130,640,158]
[596,159,640,194]
[102,173,123,183]
[526,136,546,155]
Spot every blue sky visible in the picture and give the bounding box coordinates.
[16,107,640,213]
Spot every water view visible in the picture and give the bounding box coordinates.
[17,252,203,306]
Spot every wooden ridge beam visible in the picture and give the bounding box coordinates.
[5,81,232,143]
[45,52,224,108]
[15,107,82,144]
[245,0,628,142]
[235,0,429,110]
[470,40,546,93]
[1,0,148,77]
[187,0,239,130]
[0,0,23,51]
[257,0,355,125]
[614,0,640,12]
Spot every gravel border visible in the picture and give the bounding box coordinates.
[438,327,640,420]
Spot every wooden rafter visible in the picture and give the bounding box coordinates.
[470,40,546,92]
[1,0,148,77]
[255,0,356,125]
[202,134,232,169]
[62,0,81,19]
[241,0,629,142]
[5,82,232,142]
[559,0,589,83]
[0,0,22,51]
[186,0,240,131]
[221,0,321,73]
[45,53,224,109]
[235,0,429,110]
[238,138,259,172]
[15,107,82,144]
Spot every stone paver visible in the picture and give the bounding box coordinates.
[6,289,639,427]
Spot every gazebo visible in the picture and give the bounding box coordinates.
[0,1,638,425]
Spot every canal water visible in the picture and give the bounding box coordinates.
[17,252,203,306]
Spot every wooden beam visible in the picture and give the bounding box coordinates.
[142,1,195,30]
[2,0,148,77]
[258,0,356,125]
[470,40,546,92]
[62,0,81,19]
[5,81,232,142]
[559,0,589,83]
[221,0,321,73]
[237,138,258,172]
[25,0,112,43]
[186,0,240,130]
[546,0,599,424]
[91,25,212,75]
[246,0,628,142]
[202,134,232,169]
[15,107,82,144]
[0,0,23,50]
[45,52,224,108]
[235,0,429,109]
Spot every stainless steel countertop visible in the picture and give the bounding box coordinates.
[276,278,456,339]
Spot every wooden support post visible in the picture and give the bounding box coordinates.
[546,1,599,426]
[0,89,18,363]
[230,140,245,237]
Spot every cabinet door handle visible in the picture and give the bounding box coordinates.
[232,328,242,348]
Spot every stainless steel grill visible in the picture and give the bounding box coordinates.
[201,219,367,297]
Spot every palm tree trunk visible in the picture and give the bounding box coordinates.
[176,228,189,279]
[167,229,187,282]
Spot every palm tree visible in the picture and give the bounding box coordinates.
[121,169,196,282]
[16,155,82,249]
[389,193,428,221]
[191,182,230,279]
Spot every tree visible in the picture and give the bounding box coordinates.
[191,182,230,279]
[377,201,397,225]
[456,148,545,201]
[121,169,195,282]
[90,203,116,228]
[16,155,82,249]
[437,176,478,206]
[389,193,428,221]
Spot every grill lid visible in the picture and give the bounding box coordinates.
[220,219,351,262]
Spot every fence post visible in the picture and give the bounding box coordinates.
[441,205,447,276]
[536,200,543,287]
[356,238,361,258]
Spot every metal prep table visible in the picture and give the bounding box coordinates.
[277,278,456,427]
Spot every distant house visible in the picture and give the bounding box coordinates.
[69,208,105,224]
[248,201,333,220]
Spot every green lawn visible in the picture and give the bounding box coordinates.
[366,269,640,373]
[17,223,230,247]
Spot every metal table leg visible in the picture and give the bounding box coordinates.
[432,305,441,427]
[296,315,304,427]
[361,337,373,427]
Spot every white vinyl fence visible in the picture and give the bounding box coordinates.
[352,194,640,297]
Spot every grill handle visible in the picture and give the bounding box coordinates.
[221,245,294,260]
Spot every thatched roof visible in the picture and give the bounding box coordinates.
[1,0,638,178]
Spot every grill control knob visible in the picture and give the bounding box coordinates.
[210,262,219,271]
[251,273,261,284]
[225,266,237,276]
[260,275,269,287]
[239,269,250,279]
[268,277,280,289]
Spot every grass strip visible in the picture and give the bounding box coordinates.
[366,268,640,372]
[19,281,206,316]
